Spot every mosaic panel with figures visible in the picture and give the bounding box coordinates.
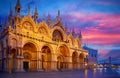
[52,30,63,41]
[23,21,34,31]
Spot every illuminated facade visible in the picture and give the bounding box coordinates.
[0,0,88,72]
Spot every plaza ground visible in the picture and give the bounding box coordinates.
[0,68,120,78]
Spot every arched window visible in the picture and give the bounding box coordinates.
[52,30,63,41]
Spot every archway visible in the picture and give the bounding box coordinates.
[41,46,52,71]
[79,53,84,69]
[9,49,17,72]
[57,56,64,70]
[58,45,70,70]
[72,52,78,70]
[23,42,37,72]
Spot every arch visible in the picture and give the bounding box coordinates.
[38,27,48,35]
[40,44,54,53]
[57,44,70,70]
[21,15,35,32]
[10,48,17,57]
[9,48,17,72]
[11,38,17,48]
[23,40,39,51]
[52,26,66,41]
[72,52,78,69]
[79,53,84,59]
[58,44,70,57]
[79,53,85,69]
[57,55,64,70]
[23,42,37,52]
[41,45,52,71]
[38,21,51,37]
[52,30,63,41]
[22,42,37,72]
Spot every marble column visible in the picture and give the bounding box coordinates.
[77,57,79,70]
[68,56,72,70]
[51,53,57,71]
[38,52,44,71]
[8,54,12,73]
[15,47,24,72]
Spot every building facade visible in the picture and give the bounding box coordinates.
[0,0,89,72]
[83,46,98,68]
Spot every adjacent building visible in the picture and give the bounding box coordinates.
[83,46,98,68]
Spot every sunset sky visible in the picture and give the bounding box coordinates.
[0,0,120,64]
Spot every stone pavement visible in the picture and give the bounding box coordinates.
[0,70,86,78]
[0,68,120,78]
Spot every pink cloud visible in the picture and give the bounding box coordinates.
[66,12,120,26]
[65,12,120,46]
[74,28,81,34]
[82,31,120,45]
[83,38,120,45]
[97,15,120,29]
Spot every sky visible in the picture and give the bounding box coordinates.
[0,0,120,64]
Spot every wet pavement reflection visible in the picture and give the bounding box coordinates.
[0,68,120,78]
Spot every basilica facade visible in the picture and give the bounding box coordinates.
[0,0,88,72]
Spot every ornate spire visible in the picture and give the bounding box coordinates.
[4,19,8,28]
[57,10,61,21]
[79,30,82,38]
[72,28,75,37]
[15,0,22,16]
[47,13,51,24]
[8,3,13,20]
[28,6,30,15]
[58,10,60,17]
[8,3,13,26]
[56,10,63,26]
[34,7,39,21]
[9,2,13,17]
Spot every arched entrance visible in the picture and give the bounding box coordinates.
[23,52,31,71]
[72,52,78,70]
[9,49,17,72]
[79,53,84,69]
[57,45,70,70]
[23,42,37,72]
[57,55,64,70]
[41,46,52,71]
